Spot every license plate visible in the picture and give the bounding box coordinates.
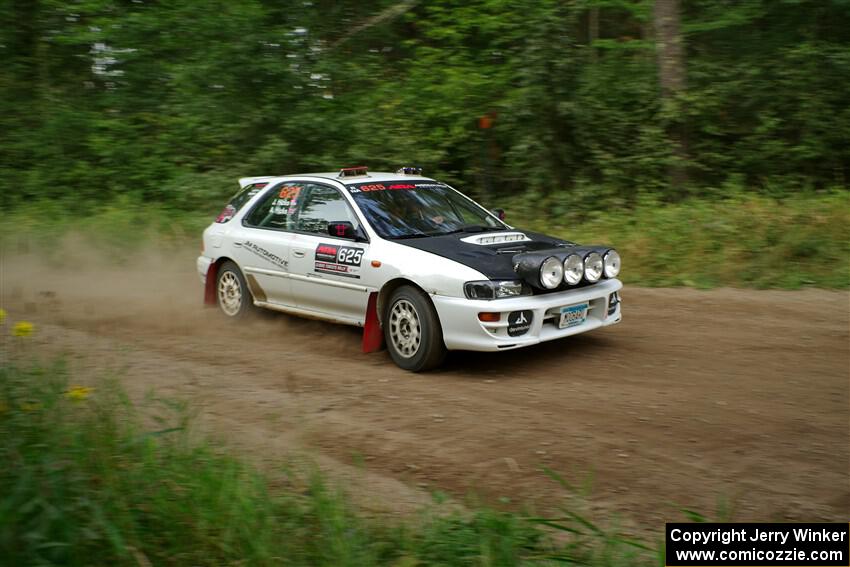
[559,303,588,329]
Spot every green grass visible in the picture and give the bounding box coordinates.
[512,190,850,289]
[2,190,847,288]
[0,195,212,261]
[0,356,658,566]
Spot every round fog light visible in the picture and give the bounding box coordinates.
[539,257,564,289]
[603,250,621,278]
[584,252,603,283]
[563,254,583,285]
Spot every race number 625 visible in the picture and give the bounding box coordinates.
[337,247,363,266]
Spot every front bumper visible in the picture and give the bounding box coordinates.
[431,278,622,351]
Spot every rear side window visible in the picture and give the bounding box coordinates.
[243,183,304,230]
[230,182,268,212]
[215,182,269,223]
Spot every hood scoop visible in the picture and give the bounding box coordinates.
[459,232,531,246]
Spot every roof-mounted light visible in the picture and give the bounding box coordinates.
[338,166,369,178]
[395,166,423,175]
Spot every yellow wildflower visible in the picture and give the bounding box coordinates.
[12,321,34,338]
[0,308,6,324]
[66,386,94,401]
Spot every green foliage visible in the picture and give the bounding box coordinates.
[0,357,659,566]
[1,0,848,210]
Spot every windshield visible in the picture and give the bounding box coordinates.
[347,180,506,239]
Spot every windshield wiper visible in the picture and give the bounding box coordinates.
[391,232,429,239]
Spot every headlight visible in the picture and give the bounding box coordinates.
[464,280,530,300]
[563,254,583,285]
[584,252,603,282]
[603,249,621,278]
[539,257,564,289]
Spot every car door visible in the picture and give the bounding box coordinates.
[287,183,372,323]
[229,182,304,307]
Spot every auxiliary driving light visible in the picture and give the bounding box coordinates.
[539,257,564,289]
[563,254,583,285]
[603,249,621,278]
[584,252,603,283]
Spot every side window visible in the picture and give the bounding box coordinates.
[230,182,268,212]
[216,182,270,223]
[243,182,304,230]
[295,184,360,236]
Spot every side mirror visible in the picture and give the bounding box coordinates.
[492,208,506,221]
[328,221,357,240]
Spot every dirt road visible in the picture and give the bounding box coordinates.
[2,246,848,531]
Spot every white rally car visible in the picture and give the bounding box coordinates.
[197,167,622,371]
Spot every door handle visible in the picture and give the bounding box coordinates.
[233,241,243,247]
[293,250,306,258]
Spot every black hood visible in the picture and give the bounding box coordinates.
[394,229,574,280]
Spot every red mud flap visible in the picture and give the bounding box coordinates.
[362,292,385,353]
[204,262,219,305]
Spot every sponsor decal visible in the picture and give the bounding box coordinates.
[316,244,339,262]
[314,243,364,279]
[279,185,302,199]
[267,185,301,215]
[243,240,288,269]
[507,310,533,337]
[348,181,447,193]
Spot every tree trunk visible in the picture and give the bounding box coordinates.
[653,0,689,192]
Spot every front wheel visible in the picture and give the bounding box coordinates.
[216,261,256,319]
[384,285,447,372]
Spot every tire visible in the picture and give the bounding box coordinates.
[384,285,447,372]
[215,261,256,319]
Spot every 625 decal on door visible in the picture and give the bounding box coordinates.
[336,247,364,266]
[314,243,364,278]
